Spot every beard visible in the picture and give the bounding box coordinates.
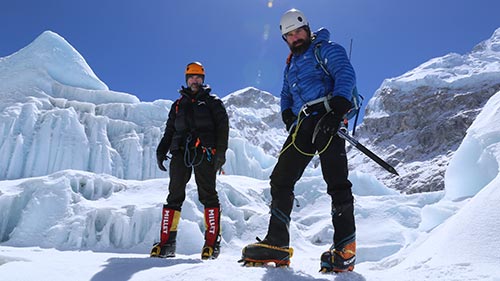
[289,37,312,55]
[189,82,201,92]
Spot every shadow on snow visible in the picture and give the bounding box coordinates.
[261,267,366,281]
[90,257,201,281]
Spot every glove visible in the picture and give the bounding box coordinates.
[329,96,353,118]
[156,153,168,171]
[281,108,297,132]
[318,96,352,135]
[318,111,343,135]
[213,151,226,172]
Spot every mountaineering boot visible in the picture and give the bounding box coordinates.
[201,207,221,260]
[239,238,294,267]
[201,240,220,260]
[150,205,181,258]
[319,190,356,271]
[150,241,176,258]
[238,196,294,267]
[319,240,356,273]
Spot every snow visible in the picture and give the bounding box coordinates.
[367,27,500,118]
[445,89,500,200]
[381,28,500,93]
[1,31,500,281]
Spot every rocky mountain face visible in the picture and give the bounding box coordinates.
[353,84,500,193]
[223,87,286,156]
[352,28,500,193]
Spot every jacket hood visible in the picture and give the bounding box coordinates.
[313,28,331,44]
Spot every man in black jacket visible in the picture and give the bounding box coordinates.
[151,62,229,260]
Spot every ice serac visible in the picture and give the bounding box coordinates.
[444,87,500,200]
[0,30,139,105]
[0,31,102,99]
[0,31,280,181]
[0,31,167,180]
[352,27,500,193]
[23,30,109,91]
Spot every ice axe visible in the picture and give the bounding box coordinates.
[313,117,399,176]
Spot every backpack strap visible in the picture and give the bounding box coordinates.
[286,52,293,65]
[313,43,332,79]
[175,97,181,114]
[313,42,364,135]
[285,52,293,80]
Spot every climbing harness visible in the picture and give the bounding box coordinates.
[183,134,216,168]
[279,101,340,158]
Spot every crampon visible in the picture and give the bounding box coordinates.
[238,239,294,268]
[319,242,356,273]
[201,242,220,260]
[150,242,176,258]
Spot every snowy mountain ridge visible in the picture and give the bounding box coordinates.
[354,27,500,193]
[379,27,500,96]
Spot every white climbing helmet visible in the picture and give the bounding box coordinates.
[279,9,309,36]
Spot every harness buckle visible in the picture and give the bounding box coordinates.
[300,95,332,117]
[301,105,311,117]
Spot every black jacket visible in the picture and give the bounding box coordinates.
[157,85,229,156]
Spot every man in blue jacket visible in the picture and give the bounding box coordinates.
[240,9,356,272]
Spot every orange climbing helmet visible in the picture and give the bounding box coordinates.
[185,62,205,76]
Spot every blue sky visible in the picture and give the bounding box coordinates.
[1,0,499,120]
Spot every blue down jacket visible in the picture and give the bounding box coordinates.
[281,28,356,116]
